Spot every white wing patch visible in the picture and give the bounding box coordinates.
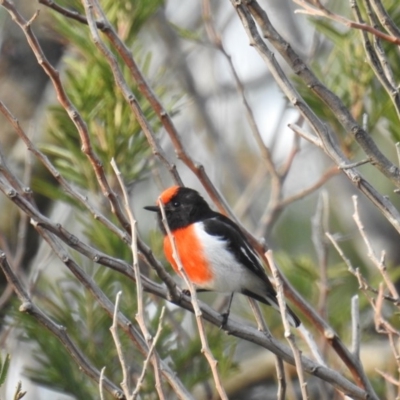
[240,244,259,267]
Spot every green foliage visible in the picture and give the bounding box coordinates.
[14,264,150,400]
[296,6,400,150]
[36,0,168,198]
[0,353,10,387]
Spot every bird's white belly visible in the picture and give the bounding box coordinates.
[194,222,260,293]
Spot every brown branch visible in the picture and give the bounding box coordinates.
[267,251,309,400]
[41,0,238,218]
[351,0,400,120]
[0,100,130,245]
[369,0,400,37]
[363,0,398,88]
[110,292,131,398]
[0,251,125,400]
[326,231,399,305]
[257,166,339,236]
[111,158,165,399]
[352,196,400,302]
[0,0,130,232]
[33,226,193,400]
[293,0,400,45]
[312,191,330,321]
[230,0,400,239]
[243,0,400,190]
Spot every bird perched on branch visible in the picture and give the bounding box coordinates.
[145,185,300,327]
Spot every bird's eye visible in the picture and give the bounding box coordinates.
[172,201,180,208]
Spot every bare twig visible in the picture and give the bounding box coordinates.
[201,0,279,180]
[266,251,309,400]
[312,191,330,320]
[352,195,400,302]
[132,307,165,399]
[275,356,287,400]
[0,251,125,399]
[99,367,106,400]
[351,0,400,121]
[369,0,400,37]
[257,166,339,236]
[111,158,165,400]
[110,291,131,398]
[326,231,399,305]
[293,0,400,45]
[247,296,289,398]
[0,0,130,231]
[351,295,361,358]
[289,123,322,148]
[235,0,400,200]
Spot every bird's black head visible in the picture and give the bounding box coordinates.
[144,186,213,233]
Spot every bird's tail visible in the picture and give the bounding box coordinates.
[242,289,301,327]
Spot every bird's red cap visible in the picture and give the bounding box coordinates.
[158,185,180,205]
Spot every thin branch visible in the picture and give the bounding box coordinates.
[351,295,361,358]
[258,166,339,236]
[239,0,400,195]
[293,0,400,45]
[363,0,398,88]
[132,307,165,399]
[99,367,106,400]
[326,231,399,305]
[247,294,289,398]
[267,251,309,400]
[81,0,181,188]
[289,123,322,148]
[369,0,400,37]
[275,356,287,400]
[312,191,330,320]
[350,0,400,121]
[201,0,279,181]
[339,158,372,169]
[110,291,131,398]
[0,251,125,400]
[0,100,130,245]
[111,158,165,400]
[352,195,400,302]
[0,0,130,231]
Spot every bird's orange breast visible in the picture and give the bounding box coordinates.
[163,225,213,285]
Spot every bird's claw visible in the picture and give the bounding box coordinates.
[220,312,229,330]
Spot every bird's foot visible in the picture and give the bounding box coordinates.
[220,312,230,330]
[181,289,191,297]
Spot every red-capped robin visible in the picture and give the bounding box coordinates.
[144,185,300,327]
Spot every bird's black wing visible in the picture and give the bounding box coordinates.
[203,212,301,327]
[202,212,272,283]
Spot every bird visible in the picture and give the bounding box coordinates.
[144,185,300,327]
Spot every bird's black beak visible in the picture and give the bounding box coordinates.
[144,205,159,212]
